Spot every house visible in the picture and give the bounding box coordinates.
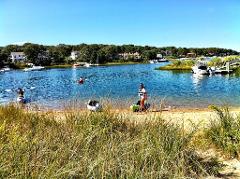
[70,51,80,60]
[10,52,26,63]
[186,53,196,58]
[156,53,163,59]
[118,52,141,60]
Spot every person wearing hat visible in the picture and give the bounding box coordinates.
[138,83,147,111]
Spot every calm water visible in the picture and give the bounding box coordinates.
[1,63,240,109]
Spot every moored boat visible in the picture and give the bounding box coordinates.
[191,63,209,75]
[0,66,11,72]
[23,65,45,72]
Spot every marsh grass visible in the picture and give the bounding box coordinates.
[206,105,240,158]
[0,105,221,178]
[156,60,195,71]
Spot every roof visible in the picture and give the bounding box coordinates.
[10,52,25,55]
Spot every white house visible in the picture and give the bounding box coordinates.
[156,53,163,59]
[10,52,26,63]
[118,52,141,60]
[70,51,80,60]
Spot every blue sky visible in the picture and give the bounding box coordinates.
[0,0,240,51]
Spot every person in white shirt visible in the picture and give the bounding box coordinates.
[138,83,147,111]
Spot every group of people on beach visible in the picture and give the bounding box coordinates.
[16,78,148,111]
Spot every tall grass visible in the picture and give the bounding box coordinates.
[0,105,219,178]
[206,106,240,158]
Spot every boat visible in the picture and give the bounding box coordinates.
[192,62,209,75]
[87,100,102,112]
[72,62,91,68]
[158,58,169,62]
[0,67,11,72]
[23,65,45,72]
[149,60,159,64]
[149,59,169,64]
[84,63,91,68]
[73,63,84,68]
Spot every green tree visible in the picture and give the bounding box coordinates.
[0,50,8,67]
[23,43,46,64]
[142,49,157,61]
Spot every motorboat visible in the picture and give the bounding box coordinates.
[23,65,45,72]
[73,62,91,68]
[149,59,168,64]
[158,58,169,62]
[73,63,84,68]
[191,62,209,75]
[149,60,157,64]
[0,67,11,72]
[84,63,91,68]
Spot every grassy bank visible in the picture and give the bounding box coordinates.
[156,60,195,71]
[44,64,72,69]
[0,105,224,178]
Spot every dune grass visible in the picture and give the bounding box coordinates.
[0,105,223,178]
[205,106,240,158]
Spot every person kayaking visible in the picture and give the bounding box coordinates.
[78,77,84,84]
[138,83,147,111]
[17,88,25,103]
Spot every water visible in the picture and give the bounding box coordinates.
[1,63,240,109]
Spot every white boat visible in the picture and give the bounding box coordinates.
[158,58,169,62]
[149,59,168,64]
[192,64,209,75]
[84,63,91,68]
[72,62,91,68]
[149,60,158,64]
[23,65,45,72]
[0,67,11,72]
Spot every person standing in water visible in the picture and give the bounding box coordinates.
[138,83,147,111]
[78,77,84,84]
[17,88,25,103]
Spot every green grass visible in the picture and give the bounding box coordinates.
[205,106,240,158]
[0,105,221,178]
[156,60,195,71]
[44,64,72,69]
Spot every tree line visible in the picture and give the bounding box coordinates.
[0,43,239,67]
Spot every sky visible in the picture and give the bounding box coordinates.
[0,0,240,51]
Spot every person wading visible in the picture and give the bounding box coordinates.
[138,83,147,111]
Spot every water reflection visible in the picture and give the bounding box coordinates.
[192,74,206,87]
